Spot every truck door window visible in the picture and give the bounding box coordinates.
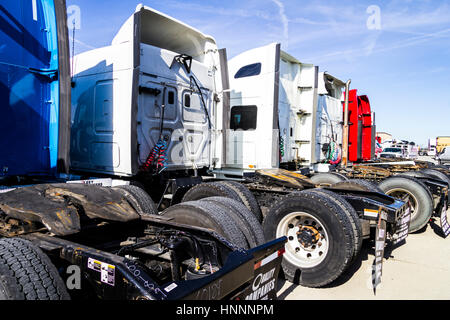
[168,90,175,105]
[230,106,257,131]
[234,63,262,79]
[0,1,50,67]
[184,93,191,108]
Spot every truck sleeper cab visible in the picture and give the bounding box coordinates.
[221,42,346,176]
[70,5,226,177]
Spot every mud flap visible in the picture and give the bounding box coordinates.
[440,202,450,238]
[373,212,387,293]
[372,203,412,292]
[392,205,412,245]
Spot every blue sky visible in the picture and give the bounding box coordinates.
[66,0,450,146]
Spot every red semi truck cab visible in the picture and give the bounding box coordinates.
[344,89,376,163]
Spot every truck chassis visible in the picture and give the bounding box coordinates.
[0,183,286,300]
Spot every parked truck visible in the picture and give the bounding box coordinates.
[345,89,376,163]
[436,137,450,154]
[0,2,413,294]
[311,104,449,235]
[222,44,449,238]
[219,43,346,175]
[0,1,287,300]
[69,24,413,290]
[428,138,438,157]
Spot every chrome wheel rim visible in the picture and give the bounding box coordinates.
[276,212,329,268]
[385,188,418,220]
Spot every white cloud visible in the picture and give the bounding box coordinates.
[70,37,96,51]
[271,0,289,48]
[382,3,450,31]
[303,26,450,64]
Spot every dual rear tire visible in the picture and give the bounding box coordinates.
[309,172,348,186]
[378,176,434,233]
[262,190,358,288]
[181,181,263,222]
[163,196,265,250]
[179,180,365,288]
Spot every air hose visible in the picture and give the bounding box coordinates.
[279,136,285,160]
[140,87,169,174]
[140,55,212,174]
[327,140,342,165]
[189,75,212,129]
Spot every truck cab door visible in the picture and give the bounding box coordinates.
[227,43,281,170]
[0,0,70,177]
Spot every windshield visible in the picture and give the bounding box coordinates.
[383,148,402,153]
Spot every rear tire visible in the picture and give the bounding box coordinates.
[310,173,348,186]
[198,197,265,248]
[161,201,248,249]
[115,185,158,216]
[331,179,384,194]
[378,176,433,232]
[0,238,70,300]
[181,182,241,203]
[182,181,264,220]
[420,169,450,188]
[306,188,363,263]
[262,191,354,288]
[218,181,263,222]
[396,173,434,201]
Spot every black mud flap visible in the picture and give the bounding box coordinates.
[392,203,412,246]
[433,192,450,238]
[372,202,412,293]
[440,201,450,238]
[373,212,387,293]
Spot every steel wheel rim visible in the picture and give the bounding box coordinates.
[276,212,329,268]
[385,188,419,220]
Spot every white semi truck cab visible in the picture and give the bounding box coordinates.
[70,5,227,177]
[220,43,346,178]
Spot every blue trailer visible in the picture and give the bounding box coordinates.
[0,0,70,179]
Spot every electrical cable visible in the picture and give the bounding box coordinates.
[189,75,212,129]
[140,87,168,174]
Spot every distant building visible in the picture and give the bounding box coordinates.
[376,132,393,143]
